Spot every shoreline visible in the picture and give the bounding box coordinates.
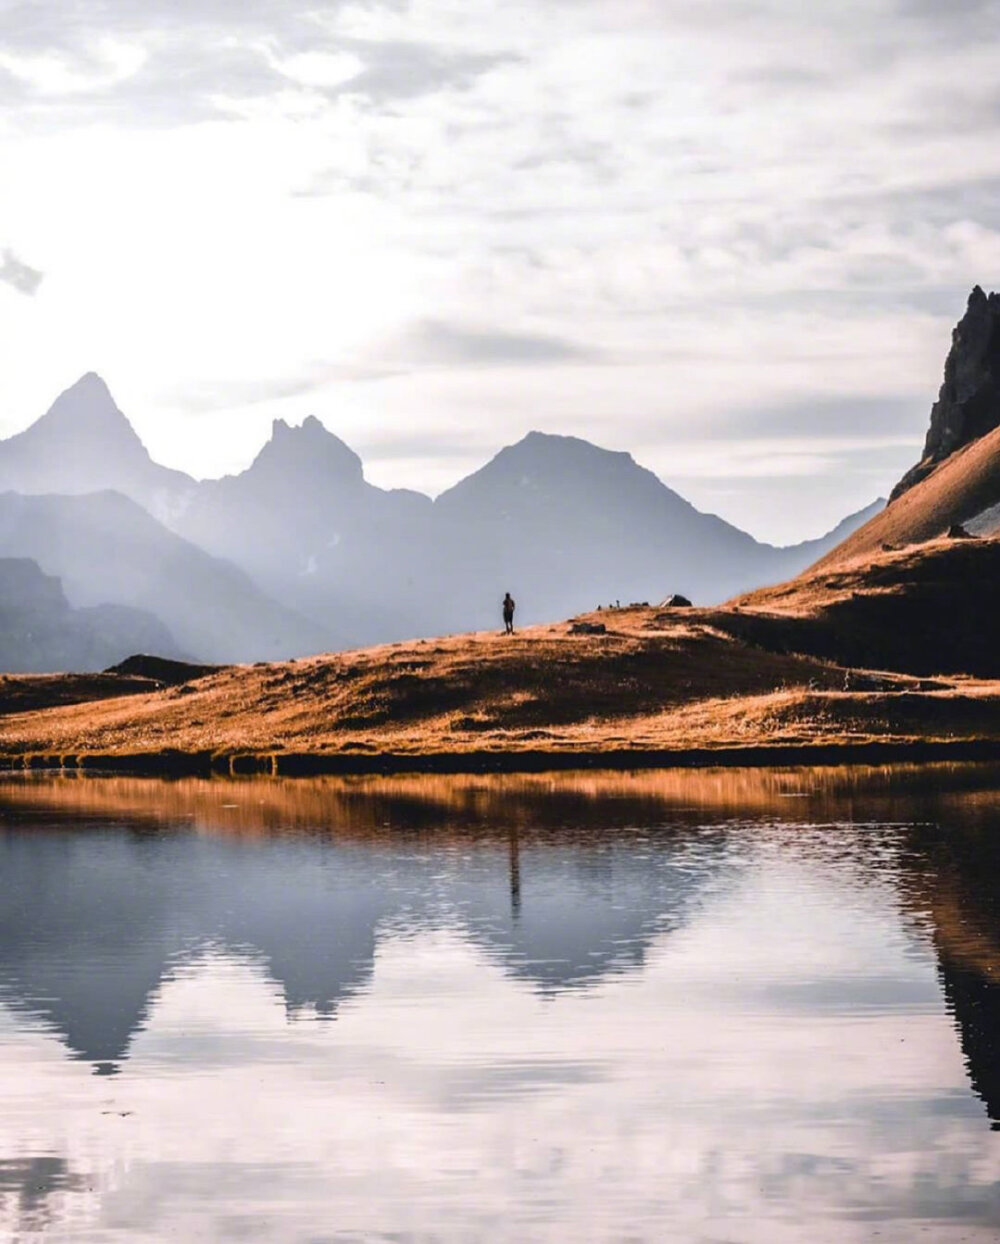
[4,736,1000,778]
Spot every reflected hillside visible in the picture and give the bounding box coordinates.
[10,762,1000,837]
[899,817,1000,1129]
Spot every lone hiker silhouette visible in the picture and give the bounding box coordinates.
[502,592,516,635]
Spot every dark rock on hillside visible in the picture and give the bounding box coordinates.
[105,654,223,685]
[0,558,180,673]
[892,286,1000,498]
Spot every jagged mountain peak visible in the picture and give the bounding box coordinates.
[0,375,195,522]
[270,414,329,439]
[62,370,109,395]
[34,372,144,445]
[892,284,1000,498]
[969,284,999,309]
[248,414,364,485]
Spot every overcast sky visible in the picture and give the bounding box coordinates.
[1,0,998,541]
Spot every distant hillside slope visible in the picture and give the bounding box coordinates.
[773,497,886,571]
[0,492,332,663]
[0,557,179,672]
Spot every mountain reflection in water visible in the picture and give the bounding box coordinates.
[0,765,999,1241]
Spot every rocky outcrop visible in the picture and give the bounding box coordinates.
[892,286,1000,499]
[104,654,223,685]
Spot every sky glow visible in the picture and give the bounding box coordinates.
[1,0,999,539]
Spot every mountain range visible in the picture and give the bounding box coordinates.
[0,373,882,667]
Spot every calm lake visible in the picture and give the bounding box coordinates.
[1,765,999,1242]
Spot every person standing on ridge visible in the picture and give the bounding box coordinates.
[502,592,516,635]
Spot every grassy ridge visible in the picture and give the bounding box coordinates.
[4,534,1000,773]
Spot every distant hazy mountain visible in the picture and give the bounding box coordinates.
[430,432,761,628]
[428,432,885,627]
[174,423,882,640]
[0,374,194,524]
[173,416,435,643]
[0,492,331,663]
[0,557,179,673]
[0,376,883,650]
[765,496,886,581]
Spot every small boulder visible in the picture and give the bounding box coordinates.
[569,621,607,635]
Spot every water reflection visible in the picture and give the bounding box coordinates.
[0,779,732,1065]
[0,767,998,1240]
[899,816,1000,1131]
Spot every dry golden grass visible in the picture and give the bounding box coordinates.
[7,528,1000,771]
[0,671,159,714]
[1,595,998,768]
[811,423,1000,570]
[0,761,983,836]
[0,610,843,756]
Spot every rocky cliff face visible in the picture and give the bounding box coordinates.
[892,285,1000,498]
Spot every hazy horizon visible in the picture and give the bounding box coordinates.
[2,1,997,541]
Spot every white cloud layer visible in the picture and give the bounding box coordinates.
[0,0,998,539]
